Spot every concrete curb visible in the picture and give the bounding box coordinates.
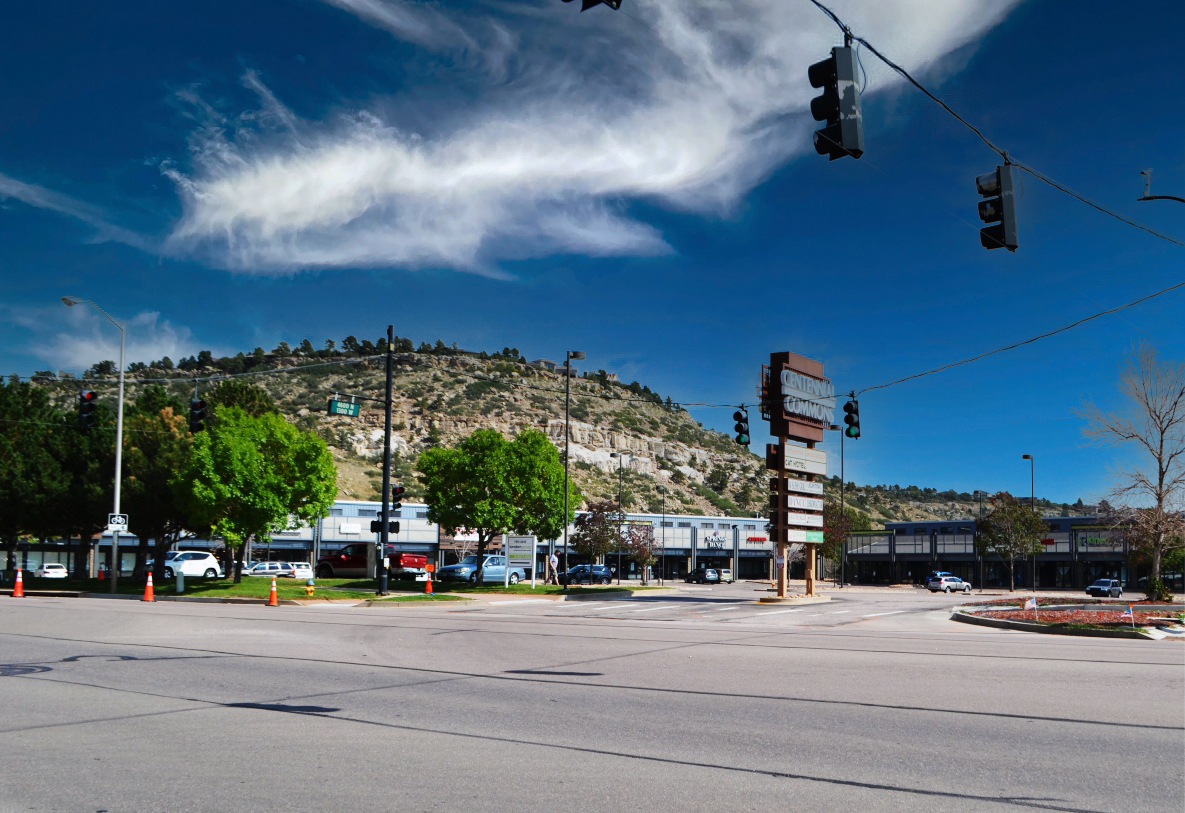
[758,595,832,605]
[951,610,1157,640]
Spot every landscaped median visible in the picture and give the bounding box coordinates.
[1,576,464,604]
[952,596,1185,640]
[2,575,671,604]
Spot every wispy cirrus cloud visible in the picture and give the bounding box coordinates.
[161,0,1019,276]
[0,172,150,250]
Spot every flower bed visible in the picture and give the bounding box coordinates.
[974,596,1174,608]
[977,608,1180,630]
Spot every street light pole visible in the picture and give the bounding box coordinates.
[610,452,627,584]
[561,350,584,589]
[657,485,666,586]
[62,296,124,594]
[1023,454,1035,590]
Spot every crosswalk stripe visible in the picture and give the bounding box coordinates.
[862,610,906,617]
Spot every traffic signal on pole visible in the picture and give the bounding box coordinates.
[370,520,400,534]
[562,0,621,10]
[808,46,864,161]
[78,391,97,431]
[189,399,207,433]
[391,485,405,513]
[976,165,1018,251]
[843,399,860,439]
[733,408,750,446]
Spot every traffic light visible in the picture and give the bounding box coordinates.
[562,0,621,10]
[976,165,1018,251]
[732,408,750,445]
[189,399,207,433]
[808,46,863,161]
[78,391,97,431]
[370,520,400,534]
[391,485,405,512]
[843,399,860,439]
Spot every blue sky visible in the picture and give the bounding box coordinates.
[1,0,1182,505]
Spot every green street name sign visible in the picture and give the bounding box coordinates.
[327,399,361,417]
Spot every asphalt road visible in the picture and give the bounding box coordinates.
[1,587,1181,813]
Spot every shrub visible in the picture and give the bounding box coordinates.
[1145,578,1172,603]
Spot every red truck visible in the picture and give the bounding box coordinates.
[316,545,428,580]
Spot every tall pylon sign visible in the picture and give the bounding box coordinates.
[760,352,834,598]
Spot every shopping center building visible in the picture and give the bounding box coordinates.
[16,499,774,581]
[843,516,1178,591]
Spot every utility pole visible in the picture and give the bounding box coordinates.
[561,350,584,588]
[378,325,394,596]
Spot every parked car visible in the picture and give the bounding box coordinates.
[927,575,971,593]
[927,571,954,581]
[162,552,223,579]
[1086,578,1123,598]
[558,564,613,585]
[144,551,179,571]
[36,563,68,579]
[245,561,295,578]
[685,567,720,584]
[717,568,734,584]
[437,555,528,584]
[288,562,314,580]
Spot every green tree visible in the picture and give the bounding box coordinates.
[135,384,185,417]
[0,380,67,575]
[54,404,117,577]
[417,429,575,583]
[206,379,276,418]
[123,405,194,583]
[176,408,337,582]
[976,492,1046,592]
[706,466,729,493]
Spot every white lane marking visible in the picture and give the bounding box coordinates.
[630,605,673,612]
[582,604,629,612]
[862,610,906,617]
[711,606,739,612]
[494,599,552,604]
[830,610,851,614]
[556,602,604,608]
[754,608,803,615]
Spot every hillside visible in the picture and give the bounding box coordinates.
[33,342,1096,526]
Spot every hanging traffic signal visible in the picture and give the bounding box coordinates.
[976,165,1018,251]
[808,46,863,161]
[733,408,750,445]
[843,399,860,439]
[78,391,97,431]
[391,485,405,513]
[189,399,207,433]
[562,0,621,10]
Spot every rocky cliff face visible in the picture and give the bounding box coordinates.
[279,353,768,517]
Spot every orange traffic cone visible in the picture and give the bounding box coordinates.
[142,572,155,602]
[98,568,105,581]
[12,569,24,598]
[267,577,279,607]
[424,576,433,596]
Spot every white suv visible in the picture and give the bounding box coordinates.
[163,552,223,579]
[927,575,971,594]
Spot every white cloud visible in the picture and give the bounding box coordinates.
[0,173,150,250]
[3,305,221,374]
[164,0,1019,274]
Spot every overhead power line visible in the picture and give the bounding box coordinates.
[858,276,1185,396]
[805,0,1184,249]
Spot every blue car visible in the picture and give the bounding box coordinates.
[437,555,527,585]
